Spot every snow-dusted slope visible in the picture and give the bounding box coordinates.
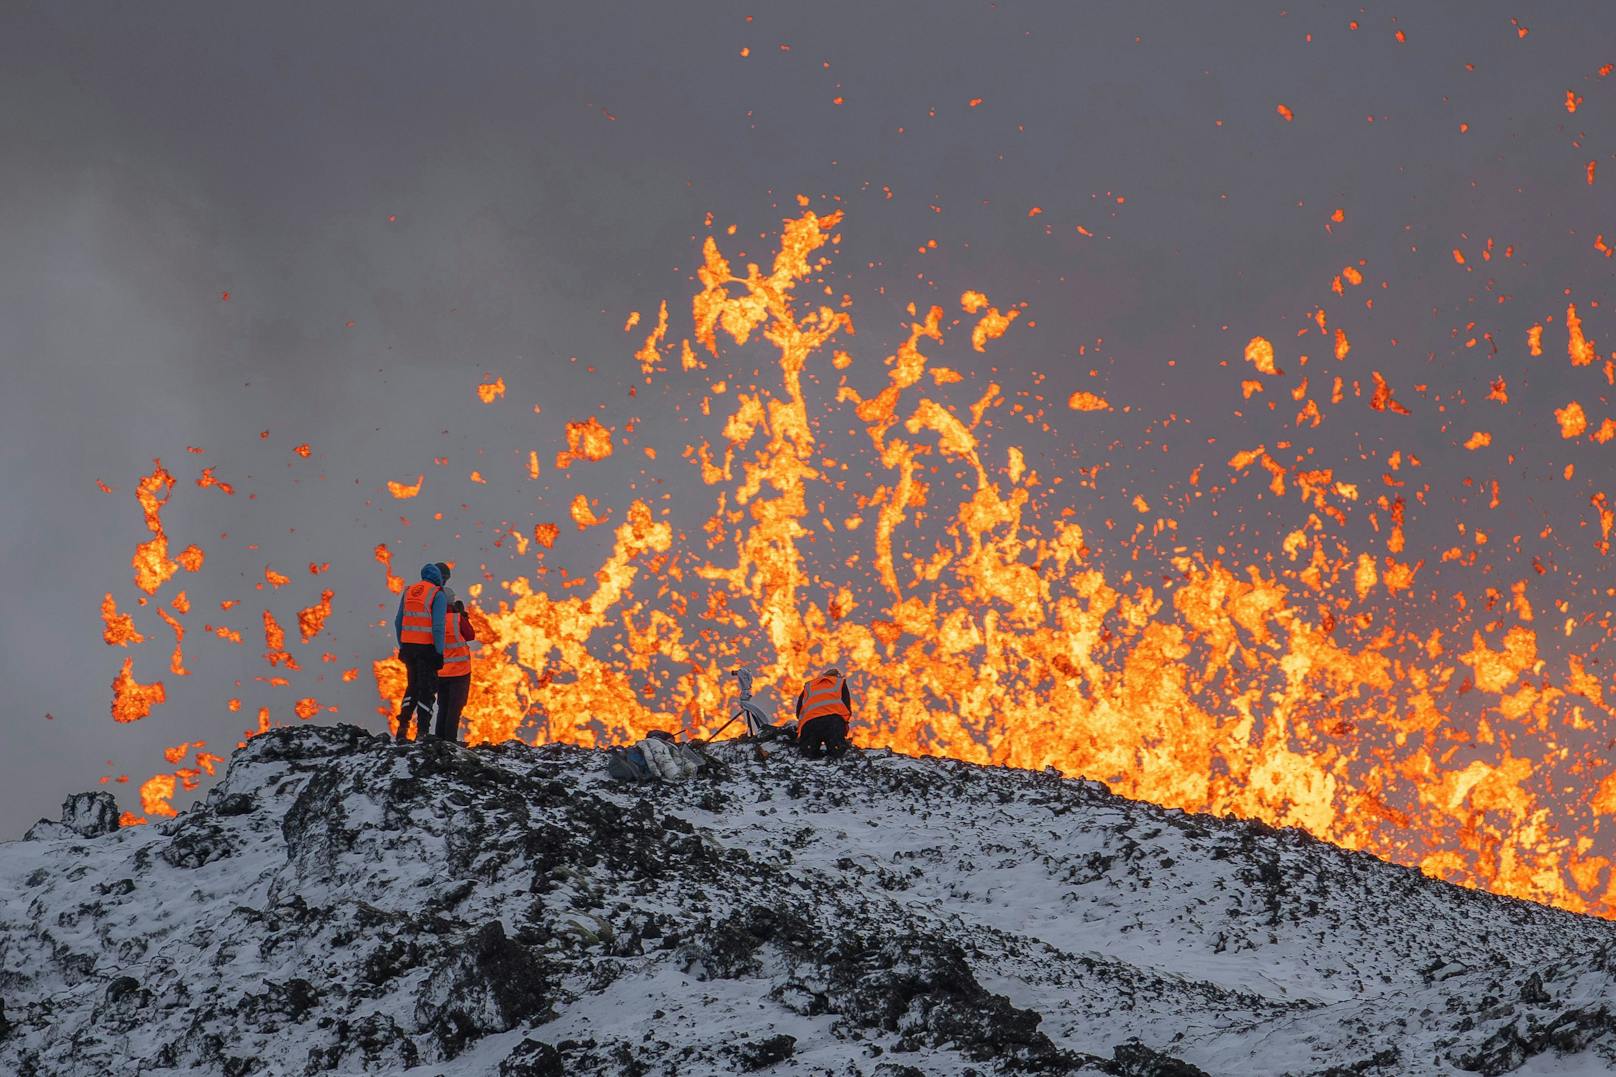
[4,725,1616,1076]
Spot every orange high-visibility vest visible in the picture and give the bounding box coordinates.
[441,613,471,677]
[399,581,440,645]
[799,674,850,723]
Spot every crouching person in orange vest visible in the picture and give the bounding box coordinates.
[434,596,476,743]
[794,667,852,759]
[393,562,450,743]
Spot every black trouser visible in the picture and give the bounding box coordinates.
[397,642,440,739]
[435,675,469,742]
[797,714,849,758]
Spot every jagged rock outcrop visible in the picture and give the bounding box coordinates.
[22,790,120,841]
[3,724,1616,1074]
[414,920,554,1058]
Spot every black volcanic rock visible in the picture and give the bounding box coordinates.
[158,818,237,869]
[731,1032,796,1070]
[500,1036,564,1075]
[1106,1040,1211,1076]
[816,934,1089,1069]
[22,791,120,841]
[414,920,554,1058]
[3,724,1616,1075]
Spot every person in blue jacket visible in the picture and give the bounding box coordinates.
[393,562,450,743]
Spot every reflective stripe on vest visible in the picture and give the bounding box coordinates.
[799,674,849,722]
[400,581,440,645]
[441,614,472,678]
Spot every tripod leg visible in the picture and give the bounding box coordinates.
[708,710,742,741]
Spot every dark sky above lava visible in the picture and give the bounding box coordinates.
[2,2,1614,828]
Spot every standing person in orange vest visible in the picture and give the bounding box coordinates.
[392,562,450,743]
[434,595,476,743]
[794,666,852,759]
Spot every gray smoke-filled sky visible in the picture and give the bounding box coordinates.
[3,2,1613,830]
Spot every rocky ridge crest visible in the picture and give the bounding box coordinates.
[2,725,1614,1075]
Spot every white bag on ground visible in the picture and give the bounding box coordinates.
[637,737,701,781]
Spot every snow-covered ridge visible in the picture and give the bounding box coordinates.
[3,725,1615,1075]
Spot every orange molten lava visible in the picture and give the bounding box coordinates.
[101,593,144,647]
[111,657,165,723]
[388,474,425,499]
[132,461,178,594]
[100,207,1616,925]
[556,417,615,469]
[374,211,1616,919]
[297,589,334,642]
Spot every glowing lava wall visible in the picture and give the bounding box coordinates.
[93,192,1616,922]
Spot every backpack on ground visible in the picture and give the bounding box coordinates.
[606,746,654,783]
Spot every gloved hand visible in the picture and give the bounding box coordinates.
[433,651,445,671]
